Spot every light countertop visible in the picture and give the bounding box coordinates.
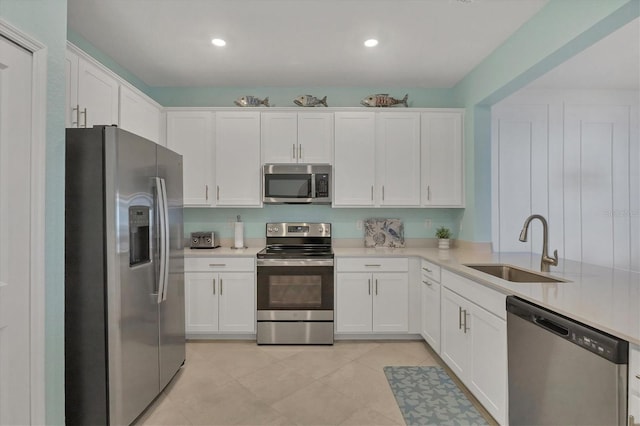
[184,246,640,344]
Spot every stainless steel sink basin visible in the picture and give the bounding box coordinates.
[464,264,566,283]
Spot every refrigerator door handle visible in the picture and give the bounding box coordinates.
[159,177,170,302]
[155,177,167,304]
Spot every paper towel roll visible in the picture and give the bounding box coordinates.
[233,222,244,248]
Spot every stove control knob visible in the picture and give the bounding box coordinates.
[267,227,272,233]
[273,226,279,232]
[318,226,323,233]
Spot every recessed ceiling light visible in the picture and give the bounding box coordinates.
[211,38,226,47]
[364,39,378,47]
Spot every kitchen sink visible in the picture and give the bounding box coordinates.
[464,264,566,283]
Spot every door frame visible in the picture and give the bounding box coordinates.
[0,18,47,424]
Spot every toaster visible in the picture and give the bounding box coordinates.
[190,231,217,249]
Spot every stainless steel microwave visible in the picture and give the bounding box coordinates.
[263,164,331,204]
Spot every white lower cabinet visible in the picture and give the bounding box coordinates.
[184,257,255,335]
[420,262,441,353]
[336,258,409,333]
[630,344,640,425]
[440,271,507,425]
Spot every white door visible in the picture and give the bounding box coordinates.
[421,278,441,353]
[77,57,119,128]
[184,272,219,333]
[440,288,469,379]
[261,112,298,163]
[0,34,33,426]
[218,272,255,332]
[335,273,372,332]
[297,113,333,163]
[372,273,409,332]
[119,85,162,144]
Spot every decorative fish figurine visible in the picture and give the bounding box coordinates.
[360,94,408,107]
[234,96,270,107]
[293,95,328,107]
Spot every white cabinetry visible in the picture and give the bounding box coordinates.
[184,257,255,335]
[65,49,119,128]
[420,259,441,353]
[215,112,262,206]
[336,258,409,333]
[630,344,640,426]
[119,85,163,144]
[333,112,421,207]
[440,270,507,425]
[166,111,214,206]
[261,112,333,164]
[333,112,376,206]
[376,112,421,206]
[421,111,464,207]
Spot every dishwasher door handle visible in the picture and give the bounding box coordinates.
[534,315,569,336]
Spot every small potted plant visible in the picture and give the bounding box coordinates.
[435,226,452,249]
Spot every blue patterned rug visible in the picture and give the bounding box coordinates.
[384,366,489,426]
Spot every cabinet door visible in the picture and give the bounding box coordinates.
[629,345,640,425]
[336,273,373,332]
[65,50,79,128]
[467,304,507,425]
[77,57,119,128]
[215,112,262,206]
[440,288,469,379]
[119,85,162,144]
[373,273,409,332]
[298,113,333,164]
[185,272,218,333]
[421,112,464,207]
[218,272,255,333]
[166,111,214,206]
[376,113,421,206]
[421,278,441,353]
[333,112,376,206]
[262,112,297,163]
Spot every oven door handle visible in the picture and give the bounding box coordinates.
[257,258,334,267]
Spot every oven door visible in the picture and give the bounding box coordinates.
[256,259,333,314]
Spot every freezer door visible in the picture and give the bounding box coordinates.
[106,128,162,426]
[157,144,186,389]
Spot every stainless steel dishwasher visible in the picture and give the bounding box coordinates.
[507,296,628,426]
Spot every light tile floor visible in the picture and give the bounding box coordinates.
[135,340,496,426]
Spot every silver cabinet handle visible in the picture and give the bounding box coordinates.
[422,280,432,287]
[382,185,385,201]
[364,264,381,267]
[427,185,431,201]
[371,185,374,201]
[220,279,223,295]
[212,278,216,295]
[298,144,302,160]
[80,107,87,128]
[636,374,640,380]
[293,143,296,160]
[422,267,432,273]
[209,263,226,267]
[72,104,80,127]
[375,279,378,295]
[368,279,371,295]
[463,309,470,333]
[216,185,220,201]
[205,184,209,201]
[459,307,463,330]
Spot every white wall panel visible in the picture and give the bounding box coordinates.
[493,89,639,272]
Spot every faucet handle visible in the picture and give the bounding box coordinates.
[544,249,559,266]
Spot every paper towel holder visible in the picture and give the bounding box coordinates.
[232,215,247,249]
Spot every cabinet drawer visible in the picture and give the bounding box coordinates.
[336,257,408,272]
[420,259,441,282]
[441,270,506,320]
[185,257,255,272]
[631,344,640,394]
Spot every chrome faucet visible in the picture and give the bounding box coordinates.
[519,214,558,272]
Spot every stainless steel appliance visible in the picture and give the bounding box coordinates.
[256,222,334,344]
[65,126,185,426]
[263,163,331,204]
[507,296,628,426]
[190,231,217,249]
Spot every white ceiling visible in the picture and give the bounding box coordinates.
[67,0,549,88]
[528,17,639,90]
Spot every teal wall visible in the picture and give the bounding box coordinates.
[0,0,67,424]
[186,207,464,241]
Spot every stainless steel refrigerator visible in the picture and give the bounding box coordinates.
[65,126,185,426]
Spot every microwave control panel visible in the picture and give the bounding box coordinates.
[315,174,329,197]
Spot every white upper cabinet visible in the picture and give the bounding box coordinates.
[333,112,376,206]
[119,85,163,145]
[261,112,333,164]
[66,49,119,129]
[166,110,214,206]
[376,112,421,206]
[215,111,262,206]
[421,111,464,207]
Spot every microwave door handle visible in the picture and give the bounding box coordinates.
[154,177,166,304]
[160,177,170,302]
[310,175,315,199]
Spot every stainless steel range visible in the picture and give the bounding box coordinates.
[256,222,334,345]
